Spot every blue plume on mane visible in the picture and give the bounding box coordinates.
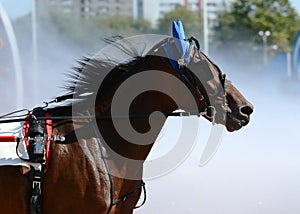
[172,20,186,40]
[163,20,192,72]
[172,20,190,64]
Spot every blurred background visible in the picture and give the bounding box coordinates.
[1,0,300,213]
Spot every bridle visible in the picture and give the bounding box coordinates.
[152,36,229,123]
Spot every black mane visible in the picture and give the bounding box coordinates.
[47,36,170,116]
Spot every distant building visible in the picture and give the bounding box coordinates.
[137,0,190,27]
[137,0,235,28]
[36,0,235,31]
[205,0,235,27]
[37,0,134,19]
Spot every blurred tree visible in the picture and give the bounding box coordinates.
[43,10,107,50]
[157,5,203,41]
[100,16,153,35]
[41,11,153,50]
[13,10,154,52]
[214,0,300,54]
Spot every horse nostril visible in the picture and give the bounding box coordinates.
[240,105,253,117]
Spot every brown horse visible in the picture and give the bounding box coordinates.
[0,35,253,214]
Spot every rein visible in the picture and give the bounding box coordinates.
[0,109,204,124]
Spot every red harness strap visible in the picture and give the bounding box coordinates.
[23,115,30,149]
[21,118,30,175]
[44,112,52,170]
[0,136,18,142]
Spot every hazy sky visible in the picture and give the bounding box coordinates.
[1,0,300,19]
[1,0,31,19]
[291,0,300,12]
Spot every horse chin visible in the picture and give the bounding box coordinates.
[225,112,250,132]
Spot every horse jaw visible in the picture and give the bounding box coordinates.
[224,84,254,132]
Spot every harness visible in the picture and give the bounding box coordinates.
[0,107,148,214]
[16,108,64,214]
[0,107,65,214]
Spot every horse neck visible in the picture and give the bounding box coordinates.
[92,56,179,179]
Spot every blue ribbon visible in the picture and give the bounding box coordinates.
[164,20,191,72]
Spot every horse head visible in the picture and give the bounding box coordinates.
[150,20,254,132]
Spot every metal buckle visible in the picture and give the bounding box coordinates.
[206,106,216,125]
[32,181,41,190]
[178,58,186,67]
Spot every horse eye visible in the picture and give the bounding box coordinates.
[194,54,200,60]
